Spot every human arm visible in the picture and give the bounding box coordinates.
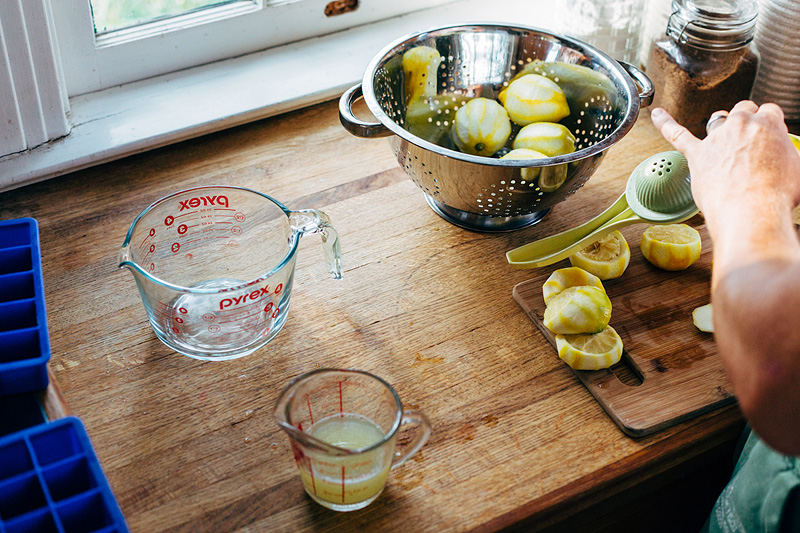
[651,102,800,455]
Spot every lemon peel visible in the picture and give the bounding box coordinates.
[402,46,442,102]
[556,326,623,370]
[543,286,611,334]
[542,266,605,306]
[640,224,701,271]
[569,230,630,280]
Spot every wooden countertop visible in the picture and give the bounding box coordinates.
[0,100,744,532]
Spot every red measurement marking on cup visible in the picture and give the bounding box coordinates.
[309,458,317,495]
[341,466,346,502]
[140,244,155,263]
[306,394,314,425]
[138,228,156,254]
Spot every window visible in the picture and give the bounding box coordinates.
[51,0,457,97]
[0,0,533,192]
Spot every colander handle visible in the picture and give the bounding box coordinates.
[618,61,654,108]
[339,84,392,138]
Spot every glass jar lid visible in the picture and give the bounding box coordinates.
[667,0,758,50]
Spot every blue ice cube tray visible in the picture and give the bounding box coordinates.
[0,416,128,533]
[0,218,50,395]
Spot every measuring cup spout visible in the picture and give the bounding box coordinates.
[289,209,343,280]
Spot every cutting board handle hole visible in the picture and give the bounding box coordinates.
[610,351,644,387]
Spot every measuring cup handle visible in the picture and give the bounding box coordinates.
[391,409,432,469]
[290,209,343,279]
[313,210,343,280]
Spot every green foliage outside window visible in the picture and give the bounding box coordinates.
[91,0,233,33]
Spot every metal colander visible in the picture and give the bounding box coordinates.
[340,23,653,232]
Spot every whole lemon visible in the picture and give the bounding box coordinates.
[452,98,512,157]
[513,122,576,157]
[498,74,570,126]
[500,148,547,180]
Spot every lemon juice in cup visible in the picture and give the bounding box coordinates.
[275,369,431,512]
[297,413,391,507]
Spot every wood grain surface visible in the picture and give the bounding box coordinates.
[513,217,735,437]
[0,100,744,532]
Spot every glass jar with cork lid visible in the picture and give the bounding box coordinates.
[648,0,759,138]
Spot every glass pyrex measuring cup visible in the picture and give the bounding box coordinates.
[118,186,342,361]
[274,369,431,512]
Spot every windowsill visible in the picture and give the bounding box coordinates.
[0,0,540,193]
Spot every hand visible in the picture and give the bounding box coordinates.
[650,101,800,228]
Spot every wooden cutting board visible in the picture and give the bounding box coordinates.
[513,217,735,437]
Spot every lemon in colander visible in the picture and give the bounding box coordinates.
[403,46,442,102]
[512,122,576,157]
[452,97,512,157]
[498,74,570,126]
[543,285,612,335]
[500,148,547,181]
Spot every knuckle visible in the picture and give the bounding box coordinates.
[667,125,688,144]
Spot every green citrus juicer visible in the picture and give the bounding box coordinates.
[506,151,698,269]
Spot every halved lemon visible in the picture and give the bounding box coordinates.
[543,286,611,334]
[692,303,713,333]
[556,326,623,370]
[542,266,605,306]
[569,230,630,280]
[640,224,702,271]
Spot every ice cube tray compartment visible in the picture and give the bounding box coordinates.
[0,218,50,395]
[0,417,128,533]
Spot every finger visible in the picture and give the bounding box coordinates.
[730,100,759,114]
[706,110,729,135]
[757,103,787,125]
[651,107,700,154]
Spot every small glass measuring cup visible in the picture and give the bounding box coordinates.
[274,369,431,512]
[118,186,341,361]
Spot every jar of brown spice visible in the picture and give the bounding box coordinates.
[648,0,759,138]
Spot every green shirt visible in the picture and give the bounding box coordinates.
[703,427,800,533]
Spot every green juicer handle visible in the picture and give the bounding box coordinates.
[507,207,644,268]
[506,194,631,268]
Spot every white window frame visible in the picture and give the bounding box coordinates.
[52,0,457,97]
[0,0,541,193]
